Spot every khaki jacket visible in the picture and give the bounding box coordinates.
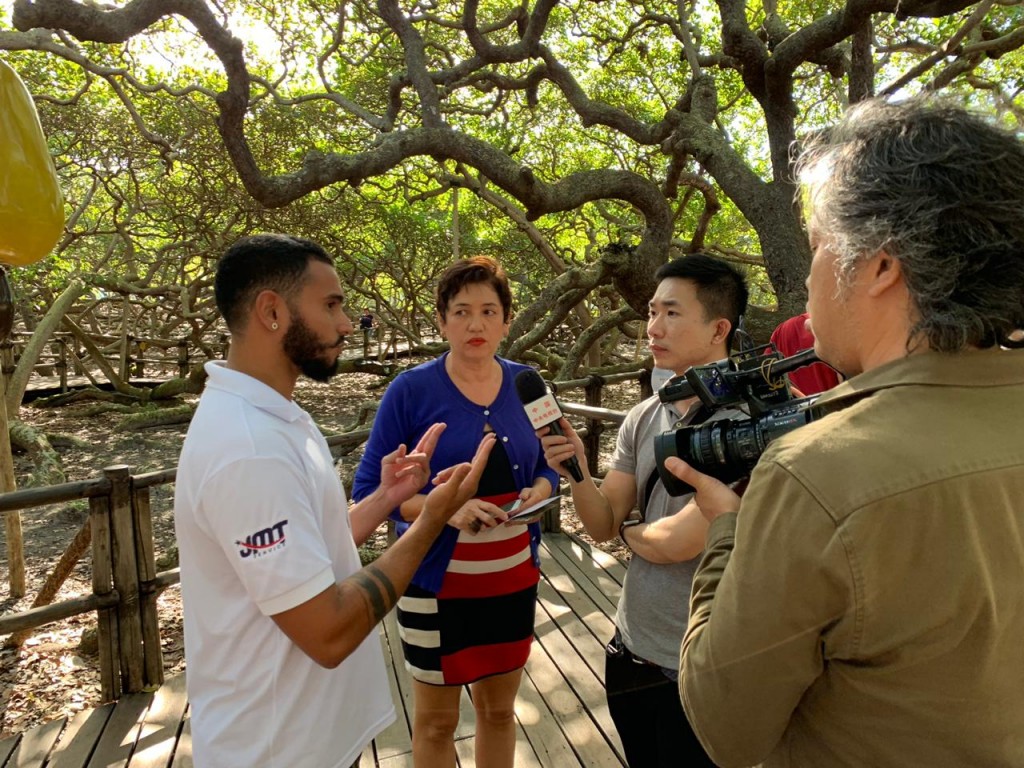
[680,349,1024,768]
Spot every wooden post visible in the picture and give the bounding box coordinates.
[56,337,68,393]
[639,368,653,400]
[90,488,121,701]
[0,376,23,598]
[105,464,146,693]
[0,338,13,389]
[133,339,145,378]
[72,339,85,374]
[132,485,164,688]
[119,315,131,380]
[176,340,189,379]
[583,374,605,477]
[542,495,562,535]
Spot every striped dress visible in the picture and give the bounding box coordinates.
[396,440,539,685]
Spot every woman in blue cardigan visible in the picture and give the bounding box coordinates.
[353,256,558,768]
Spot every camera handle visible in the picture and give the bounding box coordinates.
[763,347,821,378]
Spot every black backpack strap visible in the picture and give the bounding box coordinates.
[639,469,660,521]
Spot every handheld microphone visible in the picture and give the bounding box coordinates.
[514,369,585,483]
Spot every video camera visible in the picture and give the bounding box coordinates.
[653,345,828,496]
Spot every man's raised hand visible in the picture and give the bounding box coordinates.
[538,417,589,480]
[422,433,497,524]
[379,422,446,507]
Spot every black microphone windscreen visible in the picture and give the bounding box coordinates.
[514,369,547,403]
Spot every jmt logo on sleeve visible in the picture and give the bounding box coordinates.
[236,519,289,558]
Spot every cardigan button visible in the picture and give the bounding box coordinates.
[513,464,519,470]
[502,436,509,442]
[484,409,490,415]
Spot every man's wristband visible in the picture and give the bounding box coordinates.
[619,515,642,543]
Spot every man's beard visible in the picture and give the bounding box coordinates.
[283,315,344,383]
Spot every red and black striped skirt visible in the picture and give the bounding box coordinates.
[396,493,539,686]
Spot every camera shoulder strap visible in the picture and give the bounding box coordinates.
[640,403,714,517]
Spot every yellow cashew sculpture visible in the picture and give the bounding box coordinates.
[0,59,65,268]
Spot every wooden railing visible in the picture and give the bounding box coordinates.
[552,369,652,477]
[0,372,649,703]
[0,331,224,393]
[0,465,172,701]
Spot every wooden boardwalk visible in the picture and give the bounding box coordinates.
[0,533,628,767]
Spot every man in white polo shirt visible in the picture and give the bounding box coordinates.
[174,233,494,768]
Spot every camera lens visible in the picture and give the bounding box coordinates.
[654,402,818,496]
[686,419,756,484]
[654,420,752,495]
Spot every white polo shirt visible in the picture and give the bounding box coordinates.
[174,362,394,768]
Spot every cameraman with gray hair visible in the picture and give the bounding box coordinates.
[668,98,1024,768]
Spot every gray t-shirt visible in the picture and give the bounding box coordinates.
[608,393,741,670]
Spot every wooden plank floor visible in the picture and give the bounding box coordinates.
[0,533,628,767]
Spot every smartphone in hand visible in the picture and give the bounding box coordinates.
[501,496,561,525]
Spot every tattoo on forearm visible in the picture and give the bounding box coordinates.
[351,565,400,625]
[367,564,399,607]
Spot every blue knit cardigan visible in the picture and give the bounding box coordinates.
[352,353,559,592]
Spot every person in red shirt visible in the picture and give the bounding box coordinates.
[770,312,840,395]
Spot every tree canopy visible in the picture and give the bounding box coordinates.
[0,0,1021,375]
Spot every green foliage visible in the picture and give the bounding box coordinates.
[1,0,1021,349]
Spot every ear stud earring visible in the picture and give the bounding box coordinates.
[271,322,279,330]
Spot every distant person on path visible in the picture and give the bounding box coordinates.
[360,308,377,357]
[353,256,558,768]
[672,99,1024,767]
[174,233,494,768]
[539,253,748,768]
[360,308,376,336]
[770,311,841,395]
